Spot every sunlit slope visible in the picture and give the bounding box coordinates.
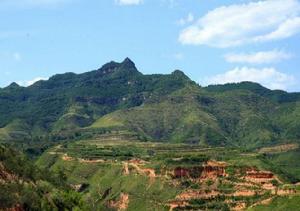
[36,140,300,210]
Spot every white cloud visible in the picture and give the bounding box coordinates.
[255,17,300,42]
[224,50,292,64]
[115,0,143,6]
[17,77,48,87]
[179,0,300,48]
[177,13,194,25]
[203,67,295,90]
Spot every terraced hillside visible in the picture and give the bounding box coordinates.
[37,139,300,211]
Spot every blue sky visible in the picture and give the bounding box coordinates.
[1,0,300,91]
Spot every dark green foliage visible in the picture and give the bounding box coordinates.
[1,58,300,152]
[0,144,86,210]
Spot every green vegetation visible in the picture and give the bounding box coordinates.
[0,144,87,210]
[249,195,300,211]
[1,59,300,210]
[33,139,300,210]
[1,58,300,154]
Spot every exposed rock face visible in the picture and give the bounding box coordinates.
[173,167,202,179]
[201,161,227,179]
[245,169,274,184]
[246,170,274,179]
[173,160,227,179]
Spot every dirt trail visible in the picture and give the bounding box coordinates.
[176,190,220,200]
[79,158,105,163]
[62,154,73,161]
[118,193,129,211]
[122,161,156,183]
[122,162,129,175]
[249,197,274,208]
[130,163,156,182]
[48,151,63,155]
[233,190,256,197]
[168,201,189,211]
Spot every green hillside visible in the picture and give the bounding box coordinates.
[0,144,87,210]
[35,140,300,211]
[1,59,300,210]
[1,59,300,153]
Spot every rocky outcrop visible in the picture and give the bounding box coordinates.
[173,160,227,179]
[173,167,202,179]
[246,170,273,179]
[201,161,227,179]
[245,169,274,184]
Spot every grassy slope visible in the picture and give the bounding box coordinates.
[249,195,300,211]
[89,86,226,145]
[36,139,300,210]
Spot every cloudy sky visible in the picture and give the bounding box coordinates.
[1,0,300,91]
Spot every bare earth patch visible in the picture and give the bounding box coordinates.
[108,193,129,211]
[62,154,73,161]
[122,161,156,183]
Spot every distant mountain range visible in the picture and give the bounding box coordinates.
[1,58,300,151]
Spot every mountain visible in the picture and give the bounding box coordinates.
[2,59,300,210]
[0,58,300,153]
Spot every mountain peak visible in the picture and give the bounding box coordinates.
[123,57,133,63]
[121,57,136,69]
[97,58,137,75]
[171,69,190,80]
